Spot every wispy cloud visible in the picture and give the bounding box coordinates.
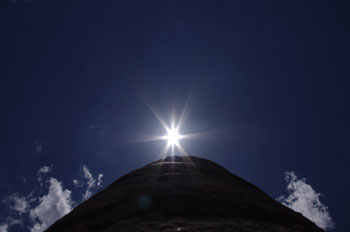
[0,224,8,232]
[1,194,30,231]
[2,193,30,214]
[37,166,51,175]
[80,165,103,201]
[35,142,44,154]
[72,179,82,188]
[0,218,21,232]
[37,165,52,185]
[73,165,103,201]
[278,171,335,231]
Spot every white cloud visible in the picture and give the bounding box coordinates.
[72,179,81,187]
[278,172,335,231]
[11,195,28,214]
[29,178,73,232]
[0,165,102,231]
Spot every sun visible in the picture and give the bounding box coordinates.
[159,124,187,156]
[164,127,182,146]
[137,94,208,156]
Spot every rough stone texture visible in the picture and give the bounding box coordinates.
[47,156,324,232]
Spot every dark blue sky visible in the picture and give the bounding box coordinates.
[1,0,349,231]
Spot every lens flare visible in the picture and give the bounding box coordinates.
[131,91,218,157]
[164,127,182,146]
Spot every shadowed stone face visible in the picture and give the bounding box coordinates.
[47,156,324,232]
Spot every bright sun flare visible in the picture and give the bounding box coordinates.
[164,127,182,146]
[139,95,207,156]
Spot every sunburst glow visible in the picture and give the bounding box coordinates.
[164,127,182,146]
[159,123,186,156]
[131,93,216,157]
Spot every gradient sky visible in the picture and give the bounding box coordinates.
[1,1,349,231]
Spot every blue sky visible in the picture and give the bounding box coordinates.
[0,0,349,231]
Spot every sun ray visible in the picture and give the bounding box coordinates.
[160,143,171,157]
[171,144,175,156]
[181,132,216,140]
[139,93,170,132]
[180,153,199,170]
[121,135,166,144]
[175,143,189,157]
[176,93,194,131]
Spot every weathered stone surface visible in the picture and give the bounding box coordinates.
[47,156,324,232]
